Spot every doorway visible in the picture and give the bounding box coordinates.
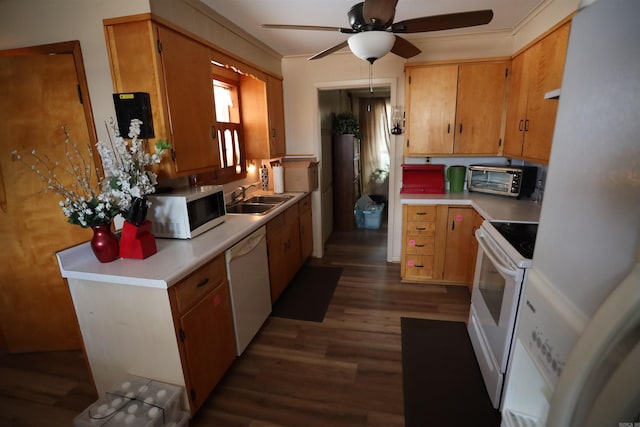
[319,86,391,241]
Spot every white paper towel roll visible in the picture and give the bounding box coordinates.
[273,165,284,193]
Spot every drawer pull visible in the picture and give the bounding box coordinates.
[415,244,425,248]
[196,278,210,288]
[415,227,426,231]
[415,264,424,268]
[415,212,427,216]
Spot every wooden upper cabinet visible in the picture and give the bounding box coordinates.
[405,65,457,155]
[104,16,220,178]
[454,62,508,155]
[405,61,507,156]
[241,74,286,160]
[267,76,286,158]
[157,26,220,174]
[504,21,571,164]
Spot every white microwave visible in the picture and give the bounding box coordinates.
[146,185,226,239]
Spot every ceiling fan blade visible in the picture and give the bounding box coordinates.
[262,24,355,33]
[308,40,349,60]
[362,0,398,28]
[391,36,421,58]
[391,9,494,33]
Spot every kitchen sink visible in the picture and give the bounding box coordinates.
[226,194,294,215]
[244,195,293,204]
[226,203,277,215]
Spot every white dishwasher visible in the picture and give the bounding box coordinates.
[225,226,272,356]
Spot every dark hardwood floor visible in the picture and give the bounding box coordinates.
[0,221,471,427]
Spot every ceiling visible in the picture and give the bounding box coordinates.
[199,0,544,59]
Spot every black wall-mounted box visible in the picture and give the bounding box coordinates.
[113,92,154,139]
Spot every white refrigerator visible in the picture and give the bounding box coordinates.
[500,0,640,425]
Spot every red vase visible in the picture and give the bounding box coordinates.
[90,223,119,263]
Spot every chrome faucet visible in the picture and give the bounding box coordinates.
[231,183,257,203]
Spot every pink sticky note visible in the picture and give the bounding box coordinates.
[455,214,464,222]
[408,260,414,267]
[409,239,415,246]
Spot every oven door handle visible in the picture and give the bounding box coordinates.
[476,231,518,278]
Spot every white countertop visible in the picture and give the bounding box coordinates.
[56,192,306,289]
[58,191,539,289]
[400,191,542,223]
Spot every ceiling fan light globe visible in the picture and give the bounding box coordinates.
[348,31,395,63]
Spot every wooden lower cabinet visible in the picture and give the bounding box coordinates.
[67,253,236,417]
[401,206,438,281]
[168,255,236,414]
[402,204,481,287]
[442,207,476,283]
[267,202,301,303]
[299,194,313,262]
[266,196,314,303]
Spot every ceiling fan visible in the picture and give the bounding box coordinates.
[262,0,494,63]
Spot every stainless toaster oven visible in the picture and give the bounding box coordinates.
[467,165,537,198]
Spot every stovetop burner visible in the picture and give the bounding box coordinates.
[490,221,538,259]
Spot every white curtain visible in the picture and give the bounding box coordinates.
[359,97,390,196]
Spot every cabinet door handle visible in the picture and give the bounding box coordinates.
[211,125,217,139]
[459,123,463,133]
[447,123,451,134]
[196,278,210,288]
[451,220,455,231]
[271,128,276,138]
[518,120,524,131]
[524,120,530,132]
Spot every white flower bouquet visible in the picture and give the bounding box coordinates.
[97,119,170,224]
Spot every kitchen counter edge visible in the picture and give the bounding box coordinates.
[56,192,308,289]
[400,192,542,223]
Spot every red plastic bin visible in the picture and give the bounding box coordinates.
[400,164,445,194]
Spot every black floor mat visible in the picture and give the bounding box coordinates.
[401,318,501,427]
[271,265,342,322]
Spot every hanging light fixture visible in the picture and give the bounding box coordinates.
[347,31,395,64]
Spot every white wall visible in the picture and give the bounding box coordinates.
[281,0,578,262]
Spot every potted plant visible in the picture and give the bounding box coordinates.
[332,112,360,137]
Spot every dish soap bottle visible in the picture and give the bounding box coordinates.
[260,164,269,191]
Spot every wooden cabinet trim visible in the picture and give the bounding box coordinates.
[510,13,575,59]
[405,56,511,69]
[104,13,283,81]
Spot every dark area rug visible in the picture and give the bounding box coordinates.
[271,265,343,322]
[401,318,501,427]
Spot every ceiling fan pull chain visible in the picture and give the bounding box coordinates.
[368,62,374,112]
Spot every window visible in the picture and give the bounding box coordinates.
[213,78,243,176]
